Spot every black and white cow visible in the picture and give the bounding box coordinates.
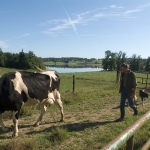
[0,71,64,137]
[139,89,149,105]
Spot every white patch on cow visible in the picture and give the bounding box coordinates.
[22,91,55,106]
[41,71,57,87]
[11,72,42,106]
[41,71,57,80]
[11,72,28,94]
[45,93,55,105]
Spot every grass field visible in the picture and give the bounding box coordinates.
[43,60,102,67]
[0,69,150,150]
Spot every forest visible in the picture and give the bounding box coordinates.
[0,48,45,70]
[102,50,150,72]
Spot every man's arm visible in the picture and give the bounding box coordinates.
[131,72,137,99]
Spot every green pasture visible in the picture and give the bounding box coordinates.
[44,60,102,67]
[0,67,35,76]
[0,69,150,150]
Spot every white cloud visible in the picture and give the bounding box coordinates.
[42,2,148,37]
[59,1,79,38]
[93,13,105,18]
[124,9,141,15]
[110,5,123,9]
[0,40,8,48]
[22,33,31,37]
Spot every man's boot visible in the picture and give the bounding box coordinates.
[115,107,125,122]
[133,107,138,115]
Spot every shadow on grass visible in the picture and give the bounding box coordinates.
[112,102,130,109]
[112,105,120,109]
[25,120,114,135]
[0,120,114,138]
[0,125,14,139]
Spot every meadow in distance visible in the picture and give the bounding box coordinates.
[0,67,150,150]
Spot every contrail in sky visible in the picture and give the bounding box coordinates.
[59,0,80,38]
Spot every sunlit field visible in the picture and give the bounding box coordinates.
[0,69,150,150]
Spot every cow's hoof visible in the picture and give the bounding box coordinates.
[33,123,39,127]
[12,133,18,138]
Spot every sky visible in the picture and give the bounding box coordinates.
[0,0,150,59]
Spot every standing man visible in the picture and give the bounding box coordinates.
[115,63,138,122]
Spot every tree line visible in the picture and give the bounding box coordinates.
[1,48,150,72]
[102,50,150,72]
[0,48,45,70]
[43,57,98,64]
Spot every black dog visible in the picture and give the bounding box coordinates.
[139,89,149,105]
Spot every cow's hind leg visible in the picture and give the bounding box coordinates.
[34,105,47,127]
[55,92,64,122]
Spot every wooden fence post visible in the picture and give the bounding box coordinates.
[146,79,148,88]
[146,73,148,88]
[116,70,120,83]
[73,75,75,93]
[142,78,143,84]
[126,135,134,150]
[141,138,150,150]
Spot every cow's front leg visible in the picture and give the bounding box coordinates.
[12,111,19,138]
[142,97,144,105]
[34,105,47,127]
